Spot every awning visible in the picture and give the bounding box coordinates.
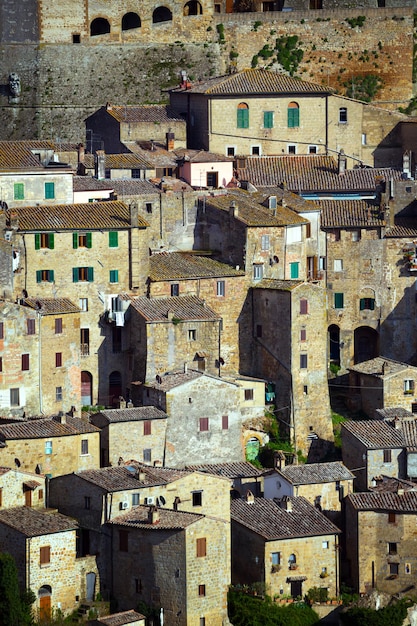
[195,351,208,358]
[287,576,308,582]
[23,480,41,490]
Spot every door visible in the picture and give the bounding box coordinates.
[24,489,32,507]
[39,594,51,621]
[86,572,96,602]
[290,580,302,598]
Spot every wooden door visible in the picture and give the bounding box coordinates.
[39,595,51,621]
[25,490,32,507]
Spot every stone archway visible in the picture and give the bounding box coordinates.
[354,326,379,364]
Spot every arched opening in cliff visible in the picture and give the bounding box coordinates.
[152,6,173,23]
[90,18,111,36]
[122,12,141,30]
[183,1,203,15]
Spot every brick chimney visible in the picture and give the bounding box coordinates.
[280,496,292,512]
[166,132,175,151]
[148,506,160,525]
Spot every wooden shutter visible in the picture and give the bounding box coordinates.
[196,537,207,557]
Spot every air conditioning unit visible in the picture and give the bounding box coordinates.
[145,497,155,505]
[120,501,129,510]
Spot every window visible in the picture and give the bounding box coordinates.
[245,389,254,401]
[73,232,92,249]
[143,421,152,436]
[305,222,311,238]
[362,133,367,145]
[119,530,129,552]
[271,552,280,565]
[40,546,50,565]
[21,354,30,371]
[171,283,179,296]
[84,496,91,509]
[10,388,20,407]
[300,328,307,341]
[206,171,218,188]
[132,169,141,179]
[132,493,140,506]
[322,541,329,549]
[143,449,151,463]
[360,297,375,311]
[352,230,361,242]
[309,145,317,154]
[289,553,297,565]
[200,619,206,626]
[251,145,261,156]
[253,264,263,281]
[222,415,229,430]
[109,270,119,283]
[287,102,299,128]
[199,417,209,432]
[109,231,118,248]
[339,107,347,123]
[146,203,153,214]
[73,33,81,43]
[300,354,308,369]
[287,144,297,154]
[304,385,308,394]
[406,563,411,574]
[14,183,24,200]
[35,233,54,250]
[404,379,415,395]
[388,512,396,524]
[38,489,44,501]
[45,441,52,455]
[79,298,88,312]
[389,563,399,576]
[263,111,274,128]
[0,322,3,339]
[388,542,397,555]
[81,328,90,356]
[334,293,344,309]
[44,182,55,199]
[383,449,392,463]
[81,439,88,455]
[188,329,196,341]
[197,584,206,597]
[197,537,207,557]
[290,262,299,279]
[217,280,225,296]
[300,298,308,314]
[36,269,55,283]
[261,235,270,250]
[73,267,94,282]
[55,353,62,367]
[55,387,62,402]
[256,324,262,337]
[0,357,2,372]
[334,259,343,272]
[237,102,249,128]
[55,318,62,334]
[227,146,236,156]
[192,491,202,506]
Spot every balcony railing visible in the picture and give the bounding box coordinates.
[80,343,90,357]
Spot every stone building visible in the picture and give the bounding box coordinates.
[0,415,100,478]
[344,491,417,595]
[141,369,267,467]
[231,494,341,600]
[90,406,168,467]
[0,506,99,618]
[73,176,114,204]
[88,611,145,626]
[0,466,46,509]
[108,506,229,626]
[186,461,264,497]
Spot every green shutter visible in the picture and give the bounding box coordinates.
[370,298,375,310]
[73,268,79,283]
[237,107,249,129]
[264,111,273,129]
[35,233,40,250]
[334,293,344,309]
[288,107,300,128]
[86,232,92,249]
[49,270,55,283]
[36,270,42,283]
[290,262,299,279]
[49,233,54,250]
[87,267,94,282]
[110,270,119,283]
[14,183,24,200]
[360,298,365,311]
[73,233,78,249]
[45,182,55,199]
[109,231,118,248]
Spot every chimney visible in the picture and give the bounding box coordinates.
[60,413,67,425]
[166,132,175,151]
[148,505,160,525]
[95,150,106,179]
[280,496,292,512]
[229,201,238,218]
[382,361,389,375]
[137,471,146,482]
[397,488,405,496]
[338,150,347,175]
[173,496,181,511]
[245,490,255,504]
[77,143,85,164]
[129,201,138,228]
[274,451,285,470]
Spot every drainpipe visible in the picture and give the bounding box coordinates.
[37,311,43,414]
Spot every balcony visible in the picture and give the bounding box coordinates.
[80,343,90,357]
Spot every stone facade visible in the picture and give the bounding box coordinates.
[0,467,46,509]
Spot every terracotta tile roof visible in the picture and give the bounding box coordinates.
[95,610,145,626]
[144,369,203,391]
[0,141,44,169]
[110,179,161,196]
[375,407,414,420]
[109,505,203,529]
[0,506,77,536]
[4,201,149,231]
[341,420,404,449]
[254,278,303,290]
[128,295,221,322]
[276,462,355,484]
[385,217,417,238]
[0,416,98,440]
[76,464,191,491]
[205,191,306,226]
[106,104,185,124]
[171,69,331,95]
[73,176,114,192]
[236,155,402,193]
[124,142,178,168]
[250,187,320,214]
[82,153,152,170]
[348,356,412,378]
[149,252,245,281]
[369,474,417,493]
[174,149,233,163]
[54,416,100,434]
[319,200,385,228]
[24,298,80,315]
[347,490,417,512]
[94,407,167,423]
[231,496,340,540]
[399,419,417,452]
[185,462,263,478]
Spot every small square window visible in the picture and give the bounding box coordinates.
[44,182,55,199]
[143,449,151,463]
[199,417,209,432]
[79,298,88,312]
[72,34,81,43]
[388,511,396,524]
[389,563,399,576]
[271,552,280,565]
[287,145,296,154]
[322,541,329,549]
[388,542,397,555]
[109,270,119,283]
[352,230,361,242]
[192,491,202,506]
[253,265,263,281]
[251,145,261,156]
[21,353,30,371]
[81,439,88,455]
[300,328,307,341]
[227,146,235,156]
[10,388,20,407]
[308,145,317,154]
[263,111,274,129]
[339,107,348,123]
[188,329,196,341]
[404,379,414,395]
[383,449,392,463]
[109,232,118,248]
[244,389,254,401]
[55,387,62,402]
[199,584,206,597]
[45,441,52,455]
[300,354,308,369]
[132,493,140,506]
[146,203,153,214]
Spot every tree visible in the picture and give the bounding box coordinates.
[0,553,34,626]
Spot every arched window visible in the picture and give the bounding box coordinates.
[287,102,299,128]
[90,18,110,36]
[339,107,347,123]
[183,0,203,14]
[152,7,173,23]
[122,12,141,30]
[237,102,249,129]
[81,371,93,406]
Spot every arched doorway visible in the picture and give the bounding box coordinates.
[81,371,93,406]
[90,18,110,36]
[109,371,122,407]
[354,327,379,364]
[152,6,173,23]
[328,324,340,366]
[183,1,203,14]
[86,572,96,601]
[38,586,52,621]
[122,12,141,30]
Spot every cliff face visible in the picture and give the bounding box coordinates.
[0,6,413,142]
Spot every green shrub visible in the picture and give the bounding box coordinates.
[345,15,366,28]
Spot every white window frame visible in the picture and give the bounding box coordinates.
[334,259,343,272]
[287,144,297,154]
[261,235,270,251]
[251,145,261,156]
[253,264,263,281]
[216,280,225,297]
[226,146,236,157]
[308,145,318,154]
